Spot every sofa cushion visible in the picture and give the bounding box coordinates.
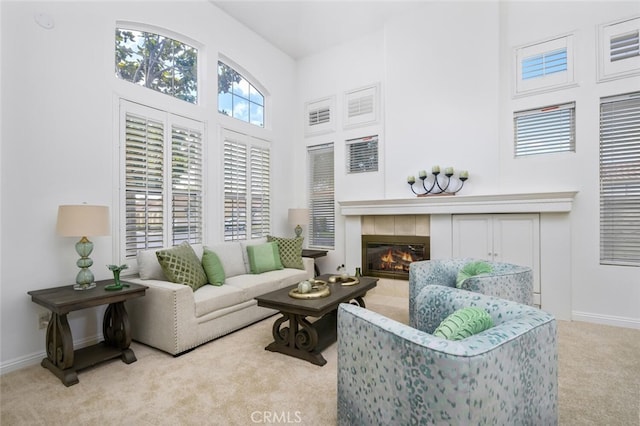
[433,307,494,340]
[138,243,204,280]
[225,268,309,299]
[205,242,246,278]
[202,248,225,286]
[193,284,247,317]
[156,242,208,291]
[240,238,268,273]
[247,242,283,274]
[267,235,304,269]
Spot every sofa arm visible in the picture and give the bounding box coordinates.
[125,277,196,355]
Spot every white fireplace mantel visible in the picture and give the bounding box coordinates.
[339,191,578,216]
[339,191,578,320]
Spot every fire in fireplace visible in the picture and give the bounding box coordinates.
[362,235,430,280]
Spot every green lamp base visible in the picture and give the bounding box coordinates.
[104,283,130,291]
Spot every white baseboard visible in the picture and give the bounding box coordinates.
[0,334,102,376]
[572,311,640,329]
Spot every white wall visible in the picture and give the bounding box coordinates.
[499,1,640,327]
[0,1,296,371]
[298,1,639,327]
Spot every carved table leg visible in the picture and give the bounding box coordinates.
[266,312,327,366]
[42,313,78,386]
[103,302,136,364]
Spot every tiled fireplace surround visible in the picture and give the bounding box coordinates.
[340,192,577,320]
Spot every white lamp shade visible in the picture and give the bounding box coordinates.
[288,208,309,226]
[56,205,110,237]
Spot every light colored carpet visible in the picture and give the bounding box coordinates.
[1,293,638,425]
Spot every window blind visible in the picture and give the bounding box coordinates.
[522,48,568,80]
[125,113,165,257]
[514,102,576,157]
[250,145,271,238]
[171,125,203,246]
[610,30,639,62]
[346,135,378,173]
[224,138,248,241]
[600,92,640,266]
[308,143,335,249]
[223,131,271,241]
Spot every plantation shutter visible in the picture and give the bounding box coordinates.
[514,102,576,157]
[250,145,271,238]
[599,92,640,266]
[224,137,248,241]
[124,113,165,257]
[308,143,335,249]
[610,30,639,62]
[171,124,203,246]
[346,135,378,173]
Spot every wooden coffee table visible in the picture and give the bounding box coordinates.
[255,274,378,366]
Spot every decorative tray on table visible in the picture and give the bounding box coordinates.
[289,279,330,299]
[327,276,360,286]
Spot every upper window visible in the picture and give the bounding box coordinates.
[120,101,203,261]
[598,17,640,82]
[346,135,378,173]
[514,102,576,157]
[115,28,198,103]
[218,61,264,128]
[514,34,575,96]
[599,92,640,266]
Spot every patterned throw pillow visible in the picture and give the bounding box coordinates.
[246,242,284,274]
[156,242,208,291]
[202,248,225,286]
[267,235,304,269]
[456,261,493,288]
[433,307,494,340]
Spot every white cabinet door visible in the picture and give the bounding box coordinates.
[453,214,541,305]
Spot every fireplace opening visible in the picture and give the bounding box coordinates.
[362,235,430,280]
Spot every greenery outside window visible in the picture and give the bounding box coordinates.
[218,61,264,127]
[115,28,198,103]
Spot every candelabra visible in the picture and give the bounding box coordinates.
[407,166,469,196]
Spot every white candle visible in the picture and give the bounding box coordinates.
[444,167,454,175]
[460,170,469,179]
[432,165,440,173]
[407,175,416,184]
[419,170,427,178]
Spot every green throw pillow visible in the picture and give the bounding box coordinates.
[267,235,304,269]
[246,242,284,274]
[456,261,493,288]
[202,248,225,286]
[156,242,208,291]
[433,307,494,340]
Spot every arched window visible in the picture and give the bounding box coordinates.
[218,61,264,127]
[115,27,198,103]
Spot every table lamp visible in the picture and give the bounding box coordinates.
[56,205,110,290]
[288,208,309,238]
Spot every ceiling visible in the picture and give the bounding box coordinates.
[212,1,422,59]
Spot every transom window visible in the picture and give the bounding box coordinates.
[115,28,198,103]
[218,61,265,128]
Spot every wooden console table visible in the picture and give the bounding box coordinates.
[301,249,328,276]
[27,280,147,386]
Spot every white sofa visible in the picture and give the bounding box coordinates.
[124,239,314,355]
